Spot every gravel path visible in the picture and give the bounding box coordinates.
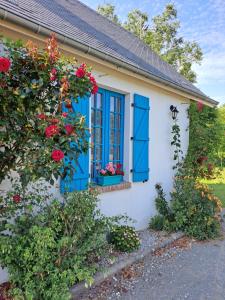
[80,220,225,300]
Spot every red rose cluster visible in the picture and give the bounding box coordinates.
[45,125,59,138]
[51,149,64,162]
[0,57,11,73]
[75,63,98,95]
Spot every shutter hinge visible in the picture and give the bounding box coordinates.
[130,169,133,173]
[131,103,134,107]
[130,137,133,140]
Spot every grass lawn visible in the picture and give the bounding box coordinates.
[201,169,225,207]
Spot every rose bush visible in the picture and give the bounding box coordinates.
[0,35,97,187]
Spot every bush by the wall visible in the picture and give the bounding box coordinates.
[0,186,123,300]
[108,225,140,252]
[149,170,222,240]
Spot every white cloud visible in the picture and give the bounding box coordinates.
[193,50,225,85]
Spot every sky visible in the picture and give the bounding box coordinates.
[80,0,225,105]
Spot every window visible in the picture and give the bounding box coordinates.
[91,88,124,180]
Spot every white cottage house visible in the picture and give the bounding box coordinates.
[0,1,218,283]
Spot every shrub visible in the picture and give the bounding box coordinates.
[150,167,222,240]
[108,225,140,252]
[149,215,165,231]
[170,176,222,239]
[0,186,122,300]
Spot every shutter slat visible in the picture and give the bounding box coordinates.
[60,96,90,192]
[132,94,150,182]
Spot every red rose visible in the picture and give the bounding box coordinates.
[91,84,98,95]
[51,149,64,162]
[49,118,59,124]
[13,194,21,203]
[197,101,204,112]
[0,57,11,73]
[62,112,68,118]
[76,67,86,78]
[51,68,57,75]
[65,124,74,135]
[45,125,59,138]
[89,75,96,85]
[37,113,46,120]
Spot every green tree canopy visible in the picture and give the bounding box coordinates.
[97,3,121,24]
[97,3,203,83]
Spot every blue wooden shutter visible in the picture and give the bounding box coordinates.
[132,94,150,182]
[60,96,90,192]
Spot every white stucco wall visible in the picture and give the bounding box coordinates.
[0,24,191,283]
[92,70,190,230]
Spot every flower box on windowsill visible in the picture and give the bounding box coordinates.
[96,175,123,186]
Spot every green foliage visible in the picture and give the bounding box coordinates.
[150,171,222,240]
[108,225,140,252]
[154,183,173,221]
[124,9,149,39]
[186,102,221,178]
[149,215,165,231]
[0,186,123,299]
[0,35,97,187]
[97,3,202,82]
[216,105,225,167]
[171,122,183,169]
[97,3,121,25]
[170,173,222,239]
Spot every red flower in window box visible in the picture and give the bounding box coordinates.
[51,149,64,162]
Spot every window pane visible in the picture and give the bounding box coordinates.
[96,93,102,109]
[115,146,120,160]
[116,114,121,129]
[91,95,95,108]
[96,146,102,161]
[95,128,102,144]
[96,110,102,126]
[110,113,114,129]
[110,130,115,145]
[110,146,114,161]
[115,97,121,113]
[91,109,95,124]
[115,130,120,144]
[110,96,115,112]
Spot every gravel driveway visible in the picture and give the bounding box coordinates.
[81,219,225,300]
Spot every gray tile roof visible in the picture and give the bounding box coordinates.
[0,0,217,104]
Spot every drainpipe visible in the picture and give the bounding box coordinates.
[0,7,218,106]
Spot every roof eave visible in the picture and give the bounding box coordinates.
[0,7,219,106]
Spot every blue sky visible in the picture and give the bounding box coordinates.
[80,0,225,105]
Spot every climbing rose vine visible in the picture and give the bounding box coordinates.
[0,34,97,186]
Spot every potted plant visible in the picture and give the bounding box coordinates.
[97,163,124,186]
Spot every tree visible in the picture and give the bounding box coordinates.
[97,3,203,83]
[145,4,202,83]
[0,35,98,187]
[124,9,148,39]
[97,3,121,25]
